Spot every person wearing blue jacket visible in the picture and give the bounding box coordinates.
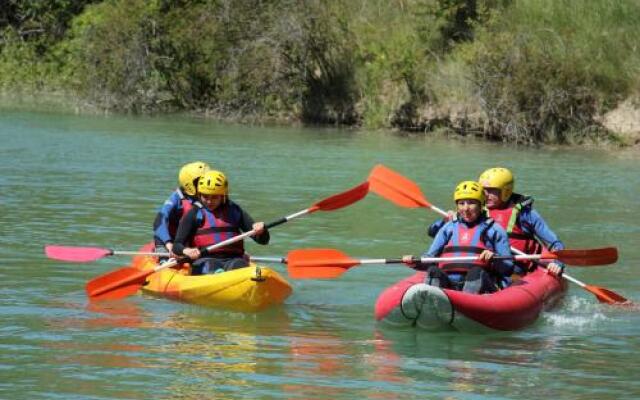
[403,181,514,294]
[153,161,210,258]
[428,168,565,277]
[478,167,564,276]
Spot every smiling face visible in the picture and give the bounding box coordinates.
[483,187,504,209]
[456,199,482,223]
[199,194,224,210]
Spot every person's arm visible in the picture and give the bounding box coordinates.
[427,210,456,238]
[237,206,270,245]
[428,218,446,238]
[403,223,451,271]
[522,209,564,251]
[172,207,200,256]
[488,225,515,277]
[522,209,565,275]
[422,224,450,258]
[153,191,181,247]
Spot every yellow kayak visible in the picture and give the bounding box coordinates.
[131,254,293,312]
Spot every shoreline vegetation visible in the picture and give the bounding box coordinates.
[1,0,639,146]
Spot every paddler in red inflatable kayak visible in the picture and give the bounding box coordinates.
[427,167,565,278]
[478,167,565,277]
[402,181,514,294]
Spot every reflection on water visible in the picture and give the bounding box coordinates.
[43,301,150,370]
[44,300,147,331]
[25,280,640,399]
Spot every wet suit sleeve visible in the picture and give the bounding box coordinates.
[237,206,270,245]
[427,218,447,238]
[153,191,181,245]
[172,207,200,256]
[521,209,565,251]
[487,225,515,277]
[413,223,452,270]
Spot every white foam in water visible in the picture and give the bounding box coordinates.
[542,295,609,330]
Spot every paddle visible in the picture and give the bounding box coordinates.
[510,248,629,305]
[45,246,161,263]
[85,182,369,301]
[367,164,628,304]
[560,274,629,305]
[368,164,448,214]
[45,245,287,265]
[287,247,618,279]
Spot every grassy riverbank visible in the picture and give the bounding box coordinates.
[1,0,639,145]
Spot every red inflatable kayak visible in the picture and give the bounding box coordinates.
[374,268,567,331]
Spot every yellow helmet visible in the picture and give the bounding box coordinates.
[198,170,228,195]
[478,167,514,202]
[178,161,211,196]
[453,181,485,204]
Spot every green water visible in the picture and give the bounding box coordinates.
[1,110,639,399]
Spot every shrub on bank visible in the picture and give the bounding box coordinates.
[55,0,360,122]
[462,0,640,143]
[1,0,639,145]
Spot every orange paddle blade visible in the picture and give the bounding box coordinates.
[311,182,370,212]
[287,248,360,279]
[552,247,618,266]
[585,284,629,305]
[367,164,431,208]
[85,267,148,301]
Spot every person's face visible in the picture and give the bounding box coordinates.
[200,194,224,210]
[483,187,503,209]
[456,199,482,223]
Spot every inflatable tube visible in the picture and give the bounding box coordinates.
[375,268,567,331]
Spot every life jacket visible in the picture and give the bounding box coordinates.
[191,202,244,256]
[487,194,543,272]
[438,219,493,275]
[167,189,195,238]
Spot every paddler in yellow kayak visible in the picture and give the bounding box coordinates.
[172,169,269,274]
[153,161,211,260]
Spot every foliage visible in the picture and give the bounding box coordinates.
[54,0,362,120]
[58,0,166,112]
[464,0,640,143]
[0,0,95,92]
[1,0,639,144]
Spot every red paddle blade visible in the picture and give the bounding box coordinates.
[585,285,629,305]
[367,164,431,208]
[311,182,370,212]
[552,247,618,266]
[287,248,360,279]
[85,267,148,301]
[45,245,112,263]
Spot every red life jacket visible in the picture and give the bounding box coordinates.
[487,196,543,256]
[168,189,194,238]
[191,203,244,256]
[439,220,491,274]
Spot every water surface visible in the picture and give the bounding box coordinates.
[1,110,639,399]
